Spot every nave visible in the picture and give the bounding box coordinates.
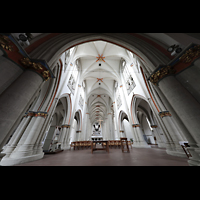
[15,146,189,166]
[1,33,200,166]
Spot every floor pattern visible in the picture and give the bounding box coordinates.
[15,146,189,166]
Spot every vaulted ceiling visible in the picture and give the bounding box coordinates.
[73,41,132,125]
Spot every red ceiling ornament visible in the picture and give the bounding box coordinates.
[97,78,103,82]
[96,54,105,62]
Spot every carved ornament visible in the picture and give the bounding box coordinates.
[0,35,13,51]
[149,65,176,86]
[149,44,200,86]
[132,124,140,128]
[179,45,200,63]
[20,57,51,81]
[26,111,48,118]
[159,111,171,118]
[61,124,70,128]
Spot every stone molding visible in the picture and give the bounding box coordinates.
[0,34,55,81]
[148,44,200,86]
[158,111,172,118]
[61,124,70,128]
[132,124,140,128]
[20,57,51,81]
[25,111,48,118]
[0,35,13,51]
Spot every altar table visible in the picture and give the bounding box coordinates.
[91,140,109,153]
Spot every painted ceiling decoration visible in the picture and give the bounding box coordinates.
[96,54,105,62]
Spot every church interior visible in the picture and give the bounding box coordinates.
[0,33,200,166]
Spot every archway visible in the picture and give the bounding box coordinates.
[42,95,71,152]
[118,110,135,142]
[2,34,200,166]
[71,109,82,142]
[130,95,158,148]
[27,33,172,75]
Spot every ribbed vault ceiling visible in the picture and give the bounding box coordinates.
[74,41,132,125]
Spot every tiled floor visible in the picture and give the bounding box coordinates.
[15,145,189,166]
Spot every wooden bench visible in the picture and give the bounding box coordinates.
[70,141,92,150]
[70,140,132,151]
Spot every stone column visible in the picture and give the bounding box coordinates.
[58,125,66,149]
[1,115,32,158]
[63,126,71,149]
[59,124,70,149]
[76,130,81,141]
[0,70,44,152]
[131,125,138,144]
[132,124,150,148]
[0,111,47,166]
[158,111,186,157]
[158,76,200,165]
[107,113,113,139]
[149,63,200,165]
[150,125,165,148]
[119,130,125,138]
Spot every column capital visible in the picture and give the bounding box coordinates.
[0,35,14,51]
[0,34,55,82]
[148,65,176,86]
[20,57,54,81]
[61,124,70,128]
[159,111,172,118]
[148,44,200,86]
[25,111,48,118]
[132,124,140,128]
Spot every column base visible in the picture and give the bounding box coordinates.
[166,149,187,158]
[187,147,200,166]
[188,158,200,166]
[156,142,167,148]
[132,142,151,148]
[63,146,70,150]
[0,153,6,161]
[0,152,44,166]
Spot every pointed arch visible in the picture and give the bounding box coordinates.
[130,94,156,125]
[74,109,82,131]
[118,110,129,131]
[59,93,72,125]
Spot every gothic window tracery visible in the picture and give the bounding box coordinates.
[116,87,122,109]
[79,95,84,110]
[67,74,76,95]
[67,59,79,95]
[121,59,136,95]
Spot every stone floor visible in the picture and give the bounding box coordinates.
[15,145,189,166]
